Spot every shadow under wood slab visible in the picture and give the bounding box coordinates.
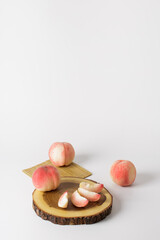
[32,177,113,225]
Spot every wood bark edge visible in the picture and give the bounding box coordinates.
[33,200,112,225]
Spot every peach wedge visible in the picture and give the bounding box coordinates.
[58,192,68,208]
[79,182,104,193]
[78,188,101,202]
[71,190,89,207]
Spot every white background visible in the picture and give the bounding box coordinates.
[0,0,160,239]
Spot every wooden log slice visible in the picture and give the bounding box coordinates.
[32,177,113,225]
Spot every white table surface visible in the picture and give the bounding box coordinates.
[0,1,160,240]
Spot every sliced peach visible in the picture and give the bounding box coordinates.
[79,182,104,193]
[71,190,89,207]
[78,188,101,202]
[58,191,68,208]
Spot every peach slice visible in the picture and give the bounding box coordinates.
[79,182,104,193]
[58,192,68,208]
[78,188,101,202]
[71,190,89,207]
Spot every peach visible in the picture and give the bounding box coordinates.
[32,165,60,191]
[71,190,89,207]
[58,191,68,208]
[78,188,101,202]
[48,142,75,167]
[79,182,104,193]
[110,160,136,186]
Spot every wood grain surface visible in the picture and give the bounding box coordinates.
[23,160,92,179]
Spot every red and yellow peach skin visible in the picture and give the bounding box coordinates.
[32,165,60,191]
[48,142,75,167]
[110,160,136,186]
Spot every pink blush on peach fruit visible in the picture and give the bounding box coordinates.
[32,165,60,191]
[48,142,75,167]
[110,160,136,187]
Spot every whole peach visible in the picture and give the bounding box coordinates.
[110,160,136,186]
[48,142,75,167]
[32,165,60,191]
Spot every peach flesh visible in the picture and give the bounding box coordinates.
[58,192,68,208]
[110,160,136,186]
[48,142,75,167]
[78,188,101,202]
[71,190,89,207]
[79,182,104,193]
[32,165,60,191]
